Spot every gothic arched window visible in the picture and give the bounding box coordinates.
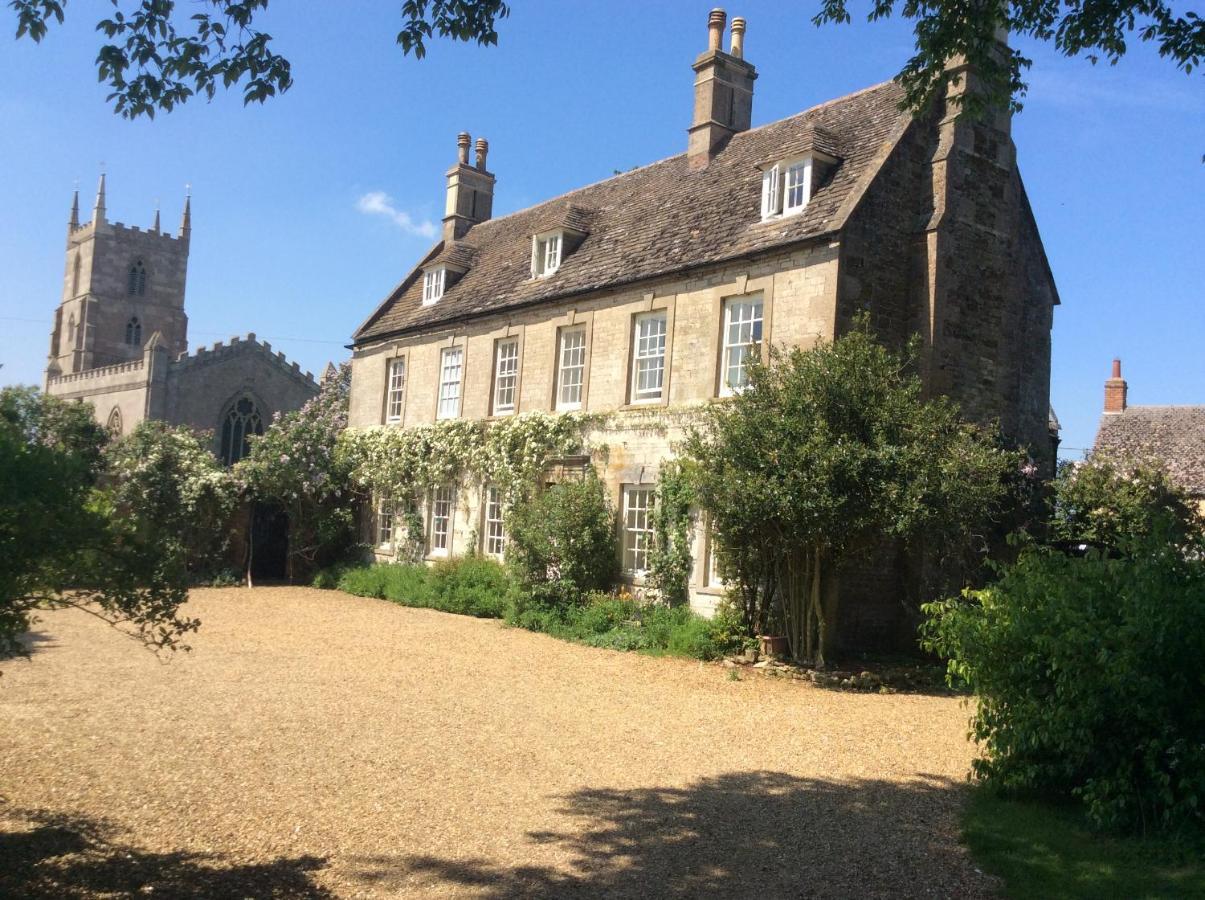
[106,407,123,438]
[220,396,264,466]
[127,260,147,296]
[125,316,142,346]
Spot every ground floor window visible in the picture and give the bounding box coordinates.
[622,485,656,575]
[484,486,505,558]
[376,498,395,551]
[429,486,455,556]
[705,524,726,588]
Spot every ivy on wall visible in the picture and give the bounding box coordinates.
[645,458,697,607]
[337,411,593,511]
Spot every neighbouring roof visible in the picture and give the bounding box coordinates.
[354,80,911,343]
[1095,406,1205,496]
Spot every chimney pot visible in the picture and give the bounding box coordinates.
[457,132,471,165]
[1104,358,1128,414]
[475,137,489,171]
[730,17,746,58]
[707,8,726,51]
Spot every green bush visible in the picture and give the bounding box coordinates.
[428,556,510,618]
[335,558,508,618]
[922,537,1205,833]
[506,472,618,609]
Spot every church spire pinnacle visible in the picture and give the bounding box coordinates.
[179,186,191,242]
[69,187,80,230]
[151,201,161,235]
[92,172,106,224]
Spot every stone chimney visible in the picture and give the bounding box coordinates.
[687,9,757,171]
[443,132,496,242]
[1103,358,1128,414]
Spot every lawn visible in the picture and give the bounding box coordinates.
[964,788,1205,899]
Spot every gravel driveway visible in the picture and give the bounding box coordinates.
[0,587,996,898]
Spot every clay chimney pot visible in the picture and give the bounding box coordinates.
[730,16,746,58]
[457,132,471,165]
[475,137,489,171]
[707,8,726,51]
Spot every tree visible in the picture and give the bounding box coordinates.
[1050,453,1204,554]
[10,0,510,118]
[922,451,1205,832]
[11,1,1199,119]
[0,386,197,658]
[684,323,1020,667]
[236,363,361,582]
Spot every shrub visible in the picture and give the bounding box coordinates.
[428,557,510,618]
[922,537,1205,833]
[506,471,618,609]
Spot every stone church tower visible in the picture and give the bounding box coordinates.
[47,176,190,379]
[43,177,318,463]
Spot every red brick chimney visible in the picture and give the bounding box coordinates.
[1103,358,1128,414]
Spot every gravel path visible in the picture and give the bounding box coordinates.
[1,587,997,898]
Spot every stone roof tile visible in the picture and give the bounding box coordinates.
[1094,405,1205,495]
[355,80,910,343]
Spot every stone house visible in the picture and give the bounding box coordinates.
[43,178,318,464]
[1094,359,1205,508]
[347,10,1058,645]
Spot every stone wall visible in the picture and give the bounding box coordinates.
[51,219,189,375]
[167,336,319,455]
[45,357,152,436]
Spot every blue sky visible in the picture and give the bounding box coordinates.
[1,0,1201,458]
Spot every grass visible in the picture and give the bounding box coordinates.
[963,788,1205,899]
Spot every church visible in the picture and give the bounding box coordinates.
[43,177,318,464]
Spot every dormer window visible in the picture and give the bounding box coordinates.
[532,231,564,278]
[760,158,813,220]
[422,267,446,305]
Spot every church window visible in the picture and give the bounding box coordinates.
[127,260,147,296]
[106,407,123,438]
[67,313,77,346]
[125,317,142,346]
[220,396,264,466]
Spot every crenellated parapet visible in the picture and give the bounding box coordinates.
[47,357,145,387]
[172,332,317,387]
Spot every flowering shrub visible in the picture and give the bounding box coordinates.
[237,363,361,580]
[105,420,239,580]
[337,411,590,505]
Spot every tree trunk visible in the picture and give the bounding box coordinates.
[819,565,840,668]
[811,544,827,668]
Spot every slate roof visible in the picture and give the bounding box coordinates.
[1095,406,1205,496]
[354,80,911,343]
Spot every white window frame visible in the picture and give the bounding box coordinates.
[720,295,764,397]
[422,267,446,305]
[622,485,656,576]
[492,338,519,416]
[483,485,506,559]
[760,163,781,219]
[761,156,814,220]
[428,485,455,557]
[376,497,395,552]
[385,357,406,424]
[630,311,668,404]
[437,346,464,419]
[706,523,726,588]
[531,231,563,278]
[555,326,587,411]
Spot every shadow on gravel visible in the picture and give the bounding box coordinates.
[0,807,331,899]
[350,771,993,899]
